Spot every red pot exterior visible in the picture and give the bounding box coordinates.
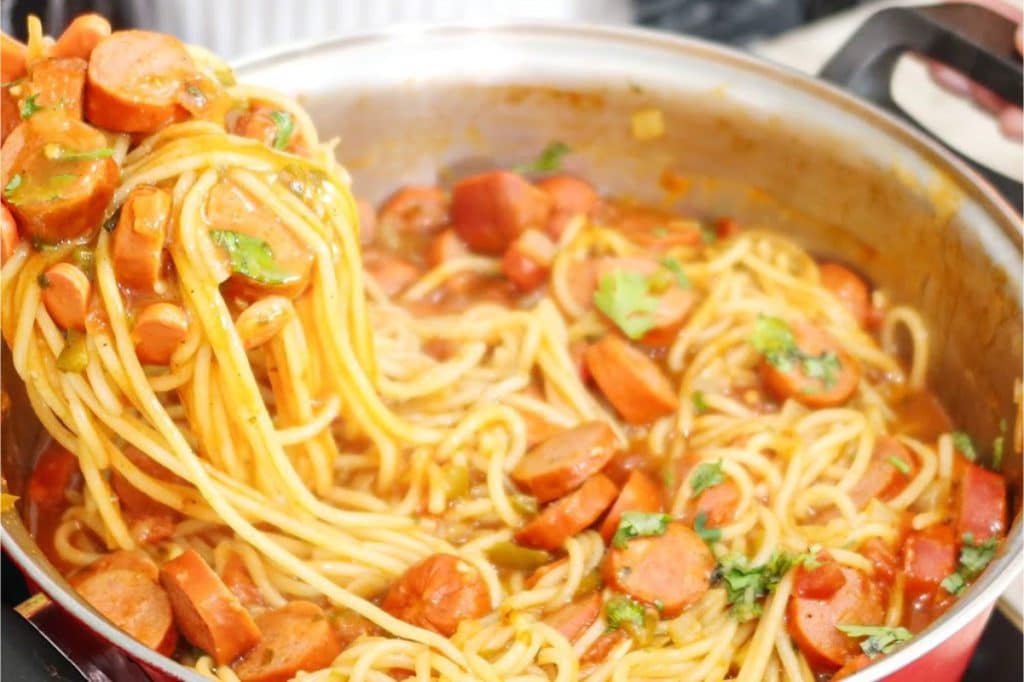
[882,606,993,682]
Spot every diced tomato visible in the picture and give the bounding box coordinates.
[955,462,1006,543]
[28,445,79,507]
[794,559,847,600]
[901,525,957,598]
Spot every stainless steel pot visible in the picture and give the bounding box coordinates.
[3,10,1021,682]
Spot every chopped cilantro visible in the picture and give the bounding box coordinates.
[800,350,840,389]
[593,270,659,340]
[4,174,22,198]
[209,230,296,285]
[652,227,668,238]
[836,624,912,657]
[185,83,207,107]
[689,460,725,498]
[888,455,910,475]
[37,273,50,289]
[992,419,1007,470]
[604,595,645,631]
[952,431,977,461]
[700,224,717,244]
[694,511,721,545]
[611,511,671,549]
[716,551,802,622]
[42,144,114,161]
[269,110,294,150]
[691,390,709,414]
[659,257,692,289]
[941,533,998,596]
[749,315,841,390]
[512,141,570,174]
[19,93,41,119]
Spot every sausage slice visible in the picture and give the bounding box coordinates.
[1,34,27,83]
[378,186,448,235]
[75,565,177,655]
[159,548,261,664]
[598,470,663,544]
[956,461,1006,542]
[819,263,870,328]
[543,592,602,643]
[584,335,679,425]
[27,444,79,507]
[22,57,88,120]
[85,30,195,133]
[52,14,112,60]
[0,204,17,262]
[40,262,90,331]
[601,521,713,617]
[534,175,599,239]
[132,302,188,365]
[759,320,860,408]
[1,111,119,244]
[692,479,740,527]
[848,437,914,508]
[112,185,170,291]
[450,171,552,254]
[787,566,884,670]
[234,601,343,682]
[510,421,618,503]
[514,474,619,551]
[381,553,491,637]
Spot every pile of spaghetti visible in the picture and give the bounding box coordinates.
[1,15,1011,682]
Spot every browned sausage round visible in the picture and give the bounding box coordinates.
[760,321,860,408]
[601,521,713,618]
[112,186,170,291]
[510,421,618,503]
[450,171,552,254]
[40,262,90,331]
[206,179,314,302]
[132,302,188,365]
[85,30,195,133]
[1,111,119,244]
[0,204,18,262]
[75,566,178,655]
[584,335,679,425]
[543,591,602,643]
[222,552,264,607]
[52,14,112,60]
[514,473,619,551]
[534,175,599,239]
[598,470,663,545]
[234,601,343,682]
[381,553,491,637]
[378,186,448,235]
[72,549,160,584]
[159,548,261,664]
[1,34,27,84]
[22,57,88,120]
[819,263,870,329]
[787,566,884,670]
[848,437,914,508]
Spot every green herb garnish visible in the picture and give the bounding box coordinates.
[611,511,671,549]
[604,595,645,631]
[56,331,88,373]
[209,230,295,285]
[952,431,977,461]
[19,93,41,119]
[593,270,659,340]
[888,456,910,475]
[992,419,1007,470]
[749,315,840,389]
[4,174,22,198]
[836,624,912,657]
[716,551,803,622]
[692,390,709,414]
[941,533,998,596]
[659,257,692,289]
[42,144,114,161]
[689,460,725,498]
[694,511,721,545]
[269,111,294,150]
[512,141,570,174]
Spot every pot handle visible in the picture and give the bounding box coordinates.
[818,3,1023,211]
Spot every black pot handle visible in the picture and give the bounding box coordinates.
[818,3,1023,212]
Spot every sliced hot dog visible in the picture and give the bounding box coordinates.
[584,335,679,425]
[793,557,846,601]
[132,302,188,365]
[861,537,899,585]
[692,479,740,528]
[426,228,469,268]
[514,474,619,551]
[159,548,261,664]
[819,263,870,329]
[76,566,178,655]
[52,14,112,60]
[22,57,88,120]
[760,320,860,408]
[543,591,602,643]
[833,654,872,680]
[510,421,618,503]
[502,228,556,292]
[40,262,90,331]
[450,171,552,254]
[222,552,264,607]
[73,550,161,584]
[111,446,183,544]
[206,179,314,301]
[378,186,448,235]
[787,566,884,670]
[582,629,628,664]
[1,204,18,262]
[901,524,958,598]
[598,470,663,544]
[601,521,713,618]
[1,34,26,83]
[1,111,119,244]
[85,30,195,133]
[849,437,914,508]
[234,601,343,682]
[364,252,421,297]
[27,444,79,507]
[534,175,599,239]
[956,461,1006,542]
[112,185,170,291]
[381,553,491,637]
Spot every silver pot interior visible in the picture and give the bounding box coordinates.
[2,23,1021,680]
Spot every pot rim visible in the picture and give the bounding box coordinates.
[4,20,1021,682]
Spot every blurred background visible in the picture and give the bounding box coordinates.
[1,0,1021,680]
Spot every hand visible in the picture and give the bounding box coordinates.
[928,0,1022,141]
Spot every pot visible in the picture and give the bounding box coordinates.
[2,6,1021,681]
